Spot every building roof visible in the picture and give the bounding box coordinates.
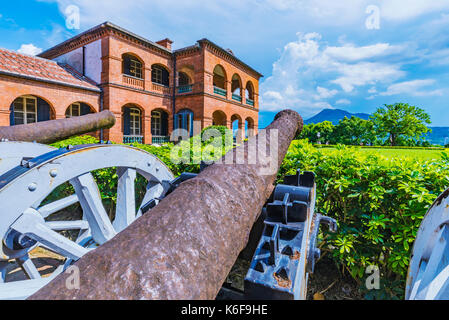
[39,21,263,79]
[39,21,171,59]
[174,39,263,78]
[198,39,263,78]
[0,48,100,92]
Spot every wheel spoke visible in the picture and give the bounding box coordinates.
[409,260,427,300]
[46,220,89,231]
[0,261,8,283]
[10,209,89,260]
[422,264,449,299]
[113,167,136,232]
[37,194,79,219]
[17,255,41,280]
[136,181,164,218]
[71,173,116,244]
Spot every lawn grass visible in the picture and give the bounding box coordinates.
[336,147,448,160]
[290,141,448,161]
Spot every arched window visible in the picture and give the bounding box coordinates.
[245,117,255,138]
[178,72,191,86]
[231,74,242,102]
[151,110,168,137]
[123,106,142,137]
[246,81,255,106]
[152,111,161,136]
[122,54,143,79]
[10,95,52,125]
[151,64,170,86]
[175,109,194,137]
[212,110,227,126]
[129,108,141,136]
[12,96,36,125]
[213,65,227,89]
[65,102,94,118]
[213,65,227,97]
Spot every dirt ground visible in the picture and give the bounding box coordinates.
[3,247,64,282]
[222,256,363,300]
[306,256,363,300]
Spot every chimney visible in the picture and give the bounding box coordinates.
[156,38,173,50]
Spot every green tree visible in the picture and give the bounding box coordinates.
[298,122,334,144]
[333,116,377,145]
[370,103,431,146]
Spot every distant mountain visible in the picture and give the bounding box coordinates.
[305,109,371,125]
[425,127,449,146]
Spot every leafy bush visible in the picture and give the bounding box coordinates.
[201,125,234,146]
[280,140,449,298]
[50,135,100,148]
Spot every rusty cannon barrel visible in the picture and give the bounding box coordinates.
[0,110,116,144]
[29,109,303,300]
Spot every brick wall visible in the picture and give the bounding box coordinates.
[0,74,100,127]
[1,26,261,145]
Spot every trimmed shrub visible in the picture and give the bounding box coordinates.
[280,140,449,298]
[50,135,100,148]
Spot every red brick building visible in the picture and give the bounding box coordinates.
[0,22,262,144]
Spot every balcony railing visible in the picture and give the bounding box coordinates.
[213,86,227,97]
[122,74,144,90]
[177,84,193,94]
[152,82,171,95]
[246,98,254,106]
[232,93,242,102]
[152,135,170,145]
[123,135,143,144]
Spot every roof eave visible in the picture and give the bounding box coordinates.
[198,39,263,78]
[39,21,172,59]
[0,70,101,93]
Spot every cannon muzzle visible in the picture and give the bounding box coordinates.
[0,110,116,144]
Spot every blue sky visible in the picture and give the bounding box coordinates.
[1,0,449,127]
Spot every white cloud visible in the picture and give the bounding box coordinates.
[17,43,43,56]
[260,32,405,116]
[332,62,404,92]
[324,43,404,62]
[336,99,351,105]
[380,0,449,21]
[316,86,338,99]
[380,79,443,97]
[368,87,377,94]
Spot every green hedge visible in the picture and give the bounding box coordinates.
[280,140,449,298]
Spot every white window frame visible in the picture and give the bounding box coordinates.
[130,108,141,136]
[151,111,162,136]
[66,102,81,118]
[13,95,37,125]
[129,58,142,79]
